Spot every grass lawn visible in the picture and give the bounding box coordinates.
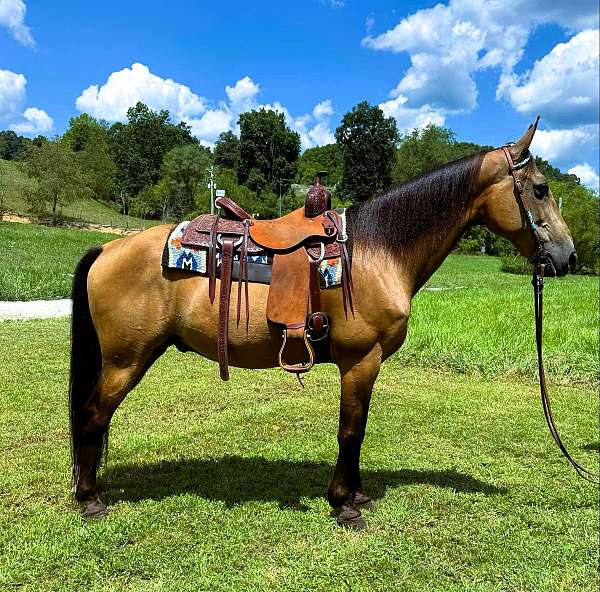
[0,318,597,591]
[0,221,120,300]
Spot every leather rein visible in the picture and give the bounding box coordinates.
[502,145,598,484]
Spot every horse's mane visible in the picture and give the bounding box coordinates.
[346,150,488,252]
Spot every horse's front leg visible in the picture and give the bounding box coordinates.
[328,349,381,530]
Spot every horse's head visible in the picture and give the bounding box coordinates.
[479,119,577,276]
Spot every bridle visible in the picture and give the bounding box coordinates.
[501,145,598,484]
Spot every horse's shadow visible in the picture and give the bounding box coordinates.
[103,456,506,509]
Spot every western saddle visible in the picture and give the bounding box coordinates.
[180,173,353,381]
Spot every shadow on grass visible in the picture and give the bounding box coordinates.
[103,456,506,508]
[583,442,599,452]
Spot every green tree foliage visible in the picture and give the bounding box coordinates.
[214,131,241,173]
[335,101,399,203]
[238,109,300,196]
[108,102,196,210]
[0,130,33,160]
[63,114,117,202]
[552,181,598,273]
[161,144,212,216]
[24,140,89,218]
[295,144,342,186]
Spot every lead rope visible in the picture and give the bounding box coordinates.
[502,144,598,483]
[533,263,599,483]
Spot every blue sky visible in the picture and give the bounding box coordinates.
[1,0,598,188]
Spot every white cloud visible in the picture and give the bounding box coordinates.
[9,106,53,134]
[379,95,446,132]
[362,0,599,130]
[0,0,34,46]
[75,63,205,122]
[76,65,334,150]
[225,76,260,112]
[187,109,233,147]
[501,29,599,128]
[0,68,26,120]
[568,163,599,192]
[530,125,597,165]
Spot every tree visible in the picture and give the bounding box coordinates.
[108,102,196,210]
[0,130,29,160]
[63,114,117,202]
[161,144,212,216]
[335,101,399,203]
[214,131,241,173]
[295,144,342,186]
[552,181,598,273]
[238,109,300,196]
[24,140,89,218]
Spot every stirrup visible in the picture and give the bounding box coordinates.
[278,329,315,374]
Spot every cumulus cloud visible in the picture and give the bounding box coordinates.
[76,64,334,150]
[0,0,34,46]
[9,106,53,134]
[530,125,598,165]
[501,29,599,128]
[362,0,599,130]
[568,163,599,192]
[0,68,26,120]
[379,95,445,132]
[225,76,260,112]
[76,63,205,122]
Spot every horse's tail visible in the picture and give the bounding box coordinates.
[69,245,104,489]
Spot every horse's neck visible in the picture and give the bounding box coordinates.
[397,205,478,295]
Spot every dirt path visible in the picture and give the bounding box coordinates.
[0,212,140,236]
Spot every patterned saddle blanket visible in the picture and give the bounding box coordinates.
[161,213,346,289]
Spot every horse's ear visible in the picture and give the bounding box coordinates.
[510,116,540,161]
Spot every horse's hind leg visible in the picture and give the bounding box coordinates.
[74,346,165,519]
[328,349,381,530]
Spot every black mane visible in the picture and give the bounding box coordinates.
[347,151,487,252]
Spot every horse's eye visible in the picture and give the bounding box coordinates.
[533,183,548,200]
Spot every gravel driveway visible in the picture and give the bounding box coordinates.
[0,299,72,320]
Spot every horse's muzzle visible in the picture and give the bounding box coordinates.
[541,244,577,277]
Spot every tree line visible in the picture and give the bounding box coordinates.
[1,100,597,271]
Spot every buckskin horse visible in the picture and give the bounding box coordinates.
[69,120,579,528]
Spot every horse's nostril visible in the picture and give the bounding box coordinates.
[568,251,578,271]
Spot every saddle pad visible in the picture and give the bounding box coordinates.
[161,221,345,288]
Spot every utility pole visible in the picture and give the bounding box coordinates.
[207,165,216,215]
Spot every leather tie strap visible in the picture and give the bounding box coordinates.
[236,219,251,332]
[208,216,219,305]
[218,237,235,381]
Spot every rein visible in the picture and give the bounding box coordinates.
[502,146,598,484]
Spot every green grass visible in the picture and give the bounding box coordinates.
[0,221,119,300]
[0,318,597,591]
[0,158,157,229]
[398,255,598,384]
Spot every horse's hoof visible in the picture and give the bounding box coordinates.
[336,504,366,531]
[354,492,376,512]
[82,497,108,520]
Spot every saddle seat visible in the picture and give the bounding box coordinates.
[180,173,353,381]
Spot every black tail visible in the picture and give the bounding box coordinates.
[69,246,103,489]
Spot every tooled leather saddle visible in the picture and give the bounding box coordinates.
[180,173,353,380]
